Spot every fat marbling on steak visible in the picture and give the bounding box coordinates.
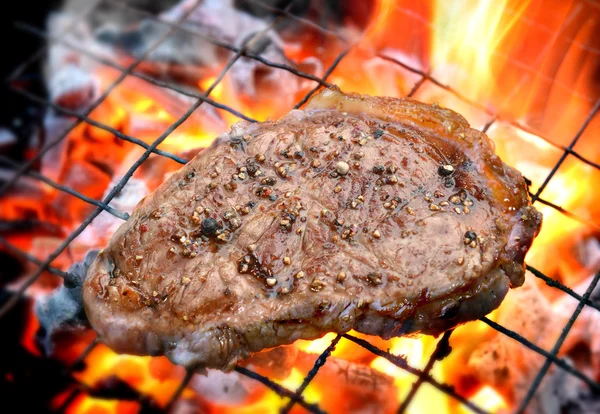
[84,87,542,370]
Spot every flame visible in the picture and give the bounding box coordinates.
[431,0,531,103]
[225,368,321,414]
[66,397,138,414]
[71,345,192,410]
[7,0,600,413]
[460,386,508,413]
[21,302,41,357]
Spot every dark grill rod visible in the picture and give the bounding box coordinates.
[482,117,496,133]
[0,0,205,199]
[531,97,600,203]
[527,265,600,312]
[0,155,129,220]
[281,334,341,414]
[242,0,344,40]
[71,337,101,371]
[13,22,258,124]
[407,77,427,97]
[234,366,326,414]
[481,316,600,391]
[378,53,600,172]
[103,0,333,88]
[566,147,600,171]
[517,270,600,412]
[55,337,101,413]
[11,86,188,165]
[531,194,600,230]
[398,330,453,414]
[0,236,72,280]
[163,367,196,413]
[294,47,351,109]
[342,334,489,414]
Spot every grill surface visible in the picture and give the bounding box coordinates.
[1,1,600,413]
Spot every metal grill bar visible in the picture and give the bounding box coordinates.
[11,87,187,164]
[281,335,342,414]
[0,155,129,221]
[342,334,488,414]
[294,48,351,109]
[242,0,344,40]
[53,337,100,413]
[234,366,326,414]
[566,147,600,171]
[481,118,496,133]
[531,98,600,203]
[527,265,600,312]
[14,21,259,124]
[103,0,335,87]
[0,0,205,198]
[517,270,600,412]
[480,316,600,391]
[0,236,72,280]
[532,195,600,231]
[378,53,600,178]
[398,330,453,414]
[163,367,196,413]
[407,77,427,98]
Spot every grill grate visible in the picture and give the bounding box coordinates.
[1,1,600,413]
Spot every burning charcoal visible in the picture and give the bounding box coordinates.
[93,0,317,102]
[189,369,261,406]
[35,250,99,354]
[45,13,101,112]
[40,115,74,182]
[467,272,600,406]
[79,177,149,246]
[169,397,211,414]
[0,128,17,151]
[295,351,398,413]
[530,367,598,414]
[467,277,556,404]
[89,376,141,400]
[95,0,279,71]
[48,65,98,110]
[244,344,299,379]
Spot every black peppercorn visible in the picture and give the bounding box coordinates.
[201,218,221,237]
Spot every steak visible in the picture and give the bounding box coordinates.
[83,87,542,370]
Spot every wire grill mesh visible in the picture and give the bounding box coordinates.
[1,1,600,413]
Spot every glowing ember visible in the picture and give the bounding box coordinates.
[460,386,508,413]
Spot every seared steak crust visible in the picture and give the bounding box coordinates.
[84,88,541,369]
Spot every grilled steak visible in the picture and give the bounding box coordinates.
[84,88,542,370]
